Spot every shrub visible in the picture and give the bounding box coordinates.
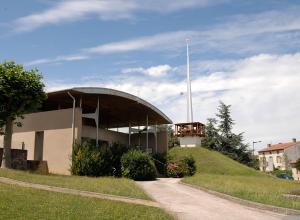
[166,154,196,178]
[71,141,128,177]
[71,141,110,176]
[152,152,167,175]
[121,149,157,180]
[110,143,130,177]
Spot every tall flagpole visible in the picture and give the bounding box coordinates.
[186,39,193,123]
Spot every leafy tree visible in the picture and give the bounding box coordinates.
[0,61,46,168]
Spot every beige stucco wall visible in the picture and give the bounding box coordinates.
[0,108,82,175]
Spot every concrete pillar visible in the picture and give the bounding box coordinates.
[96,97,99,147]
[146,115,149,152]
[128,123,131,147]
[155,124,158,153]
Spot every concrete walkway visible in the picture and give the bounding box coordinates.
[136,178,285,220]
[0,177,160,208]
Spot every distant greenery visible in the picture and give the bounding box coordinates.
[202,101,256,168]
[271,169,292,177]
[0,168,149,200]
[121,149,157,181]
[167,125,179,148]
[166,150,196,178]
[0,183,173,220]
[152,152,167,175]
[175,147,300,210]
[295,158,300,171]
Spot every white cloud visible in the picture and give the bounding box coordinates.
[25,6,300,66]
[12,0,225,32]
[122,64,174,77]
[84,31,197,54]
[25,55,88,66]
[46,53,300,150]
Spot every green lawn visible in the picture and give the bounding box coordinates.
[169,147,300,210]
[0,183,173,220]
[0,168,149,200]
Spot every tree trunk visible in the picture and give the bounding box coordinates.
[1,118,13,168]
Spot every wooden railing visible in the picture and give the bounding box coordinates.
[175,122,205,137]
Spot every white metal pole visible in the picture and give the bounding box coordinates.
[186,39,193,123]
[186,39,190,123]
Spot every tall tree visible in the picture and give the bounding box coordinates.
[203,101,254,167]
[202,118,219,151]
[0,61,46,168]
[216,101,234,138]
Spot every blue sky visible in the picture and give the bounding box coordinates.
[1,0,300,150]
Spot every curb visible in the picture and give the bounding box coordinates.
[180,181,300,216]
[0,177,161,208]
[283,194,300,200]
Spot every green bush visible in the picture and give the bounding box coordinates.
[110,143,130,177]
[152,153,167,175]
[166,154,196,178]
[71,141,111,176]
[121,150,157,180]
[71,141,129,177]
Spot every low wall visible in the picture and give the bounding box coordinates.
[0,148,27,170]
[27,160,49,174]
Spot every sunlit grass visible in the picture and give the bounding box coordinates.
[0,183,173,220]
[0,168,149,200]
[169,147,300,210]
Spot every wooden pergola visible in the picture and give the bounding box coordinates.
[175,122,205,137]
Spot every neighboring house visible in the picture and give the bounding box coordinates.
[258,139,300,172]
[0,87,172,175]
[290,161,300,181]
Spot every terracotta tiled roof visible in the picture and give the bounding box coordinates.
[258,141,300,153]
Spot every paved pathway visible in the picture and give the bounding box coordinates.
[137,178,285,220]
[0,177,160,208]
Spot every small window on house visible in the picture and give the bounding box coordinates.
[276,156,282,163]
[277,151,280,154]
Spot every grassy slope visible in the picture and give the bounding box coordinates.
[0,183,173,220]
[169,147,300,210]
[0,169,149,200]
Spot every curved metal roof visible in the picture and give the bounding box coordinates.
[45,87,172,127]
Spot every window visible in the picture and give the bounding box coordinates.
[276,156,282,163]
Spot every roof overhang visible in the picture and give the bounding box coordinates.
[43,87,172,128]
